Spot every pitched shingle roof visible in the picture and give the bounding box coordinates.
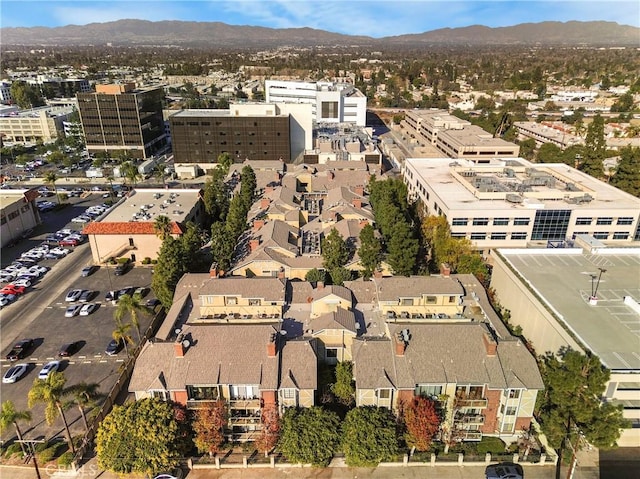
[310,307,357,333]
[279,339,317,390]
[374,276,464,301]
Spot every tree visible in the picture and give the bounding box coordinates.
[328,266,352,286]
[387,220,419,276]
[456,253,489,283]
[210,221,235,272]
[239,164,257,210]
[536,348,628,476]
[225,195,249,242]
[114,293,152,342]
[203,166,229,223]
[341,406,399,467]
[112,320,134,356]
[96,398,192,476]
[217,152,232,173]
[44,172,60,204]
[67,382,100,433]
[610,146,640,197]
[10,80,45,109]
[402,396,441,452]
[120,161,141,186]
[305,268,326,284]
[256,403,280,456]
[193,400,227,457]
[358,223,381,279]
[152,237,187,308]
[0,401,32,454]
[321,227,349,272]
[278,407,340,467]
[331,361,355,406]
[152,163,167,187]
[581,115,606,178]
[610,92,634,112]
[28,371,75,454]
[153,215,173,240]
[536,142,563,163]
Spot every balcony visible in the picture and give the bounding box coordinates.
[229,398,261,409]
[455,414,485,425]
[455,398,488,409]
[462,430,482,441]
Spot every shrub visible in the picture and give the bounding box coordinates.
[117,257,130,264]
[4,442,24,458]
[57,451,74,466]
[477,437,507,455]
[37,444,60,463]
[142,257,151,265]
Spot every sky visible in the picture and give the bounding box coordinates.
[1,0,639,37]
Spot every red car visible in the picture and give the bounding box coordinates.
[58,238,80,247]
[0,285,25,295]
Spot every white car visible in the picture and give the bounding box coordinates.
[65,289,85,302]
[49,247,70,257]
[0,295,16,307]
[21,251,45,260]
[57,229,79,236]
[38,361,60,380]
[71,216,91,224]
[10,278,32,288]
[79,303,99,316]
[2,363,28,384]
[65,304,83,317]
[29,265,48,275]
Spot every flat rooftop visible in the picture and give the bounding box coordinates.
[101,188,201,223]
[405,157,640,212]
[498,249,640,371]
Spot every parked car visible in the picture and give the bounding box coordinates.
[3,363,29,384]
[1,285,26,295]
[134,287,149,298]
[65,289,85,302]
[485,464,524,479]
[58,342,81,357]
[38,361,60,380]
[79,303,99,316]
[79,290,96,302]
[5,339,34,361]
[145,298,161,308]
[65,304,83,317]
[114,260,132,276]
[81,265,99,277]
[105,339,124,356]
[59,237,81,247]
[10,278,32,288]
[71,215,91,224]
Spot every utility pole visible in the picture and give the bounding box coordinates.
[15,439,45,479]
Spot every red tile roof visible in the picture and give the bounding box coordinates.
[82,221,183,235]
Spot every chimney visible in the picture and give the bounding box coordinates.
[394,334,406,356]
[253,219,265,231]
[482,332,497,357]
[440,263,451,277]
[260,198,270,209]
[209,264,219,278]
[249,239,260,252]
[267,334,277,357]
[352,198,362,208]
[174,335,186,358]
[354,185,364,196]
[317,281,324,290]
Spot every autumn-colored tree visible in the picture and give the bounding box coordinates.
[403,396,441,452]
[193,400,227,456]
[255,403,280,456]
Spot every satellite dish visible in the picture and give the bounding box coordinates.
[182,339,191,349]
[174,328,182,336]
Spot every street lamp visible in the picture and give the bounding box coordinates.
[16,439,45,479]
[589,267,606,306]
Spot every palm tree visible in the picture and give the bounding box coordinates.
[112,320,135,356]
[115,294,152,343]
[120,161,141,187]
[153,215,173,240]
[67,382,100,433]
[44,172,60,204]
[152,163,167,187]
[28,372,75,454]
[0,400,32,454]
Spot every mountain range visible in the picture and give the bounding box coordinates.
[1,20,638,48]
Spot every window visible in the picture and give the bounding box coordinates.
[597,217,613,225]
[493,218,509,226]
[472,218,489,226]
[593,232,609,240]
[400,298,414,306]
[248,299,261,306]
[187,385,220,401]
[617,217,634,225]
[150,390,167,400]
[321,101,339,119]
[508,390,521,399]
[425,295,437,304]
[513,218,530,226]
[282,388,296,399]
[448,296,457,304]
[490,233,507,240]
[452,218,468,226]
[377,389,390,399]
[470,233,486,240]
[326,348,338,358]
[511,232,527,240]
[225,296,238,305]
[613,232,629,240]
[415,385,443,397]
[505,406,517,416]
[576,217,592,225]
[531,209,571,240]
[451,233,466,238]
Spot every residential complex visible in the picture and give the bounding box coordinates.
[82,188,204,263]
[0,105,74,144]
[401,109,520,159]
[265,80,367,126]
[0,188,41,247]
[402,157,640,251]
[77,83,167,159]
[490,248,640,447]
[130,272,542,442]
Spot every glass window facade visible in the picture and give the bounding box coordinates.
[531,210,571,241]
[452,218,468,226]
[596,217,613,225]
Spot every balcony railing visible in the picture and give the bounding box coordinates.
[186,400,221,409]
[462,430,482,441]
[455,398,488,408]
[229,398,261,409]
[455,414,485,425]
[229,416,261,426]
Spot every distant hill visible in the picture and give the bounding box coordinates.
[1,19,638,48]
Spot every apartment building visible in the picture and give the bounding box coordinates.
[0,105,74,144]
[491,248,640,447]
[403,157,640,251]
[265,80,367,126]
[77,83,166,159]
[402,109,520,159]
[0,188,41,247]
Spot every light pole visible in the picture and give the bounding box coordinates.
[16,439,45,479]
[589,267,606,305]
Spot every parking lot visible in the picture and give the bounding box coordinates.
[1,191,157,443]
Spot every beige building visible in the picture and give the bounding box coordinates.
[490,248,640,447]
[0,106,73,144]
[0,188,41,247]
[82,188,204,264]
[402,109,520,159]
[403,157,640,252]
